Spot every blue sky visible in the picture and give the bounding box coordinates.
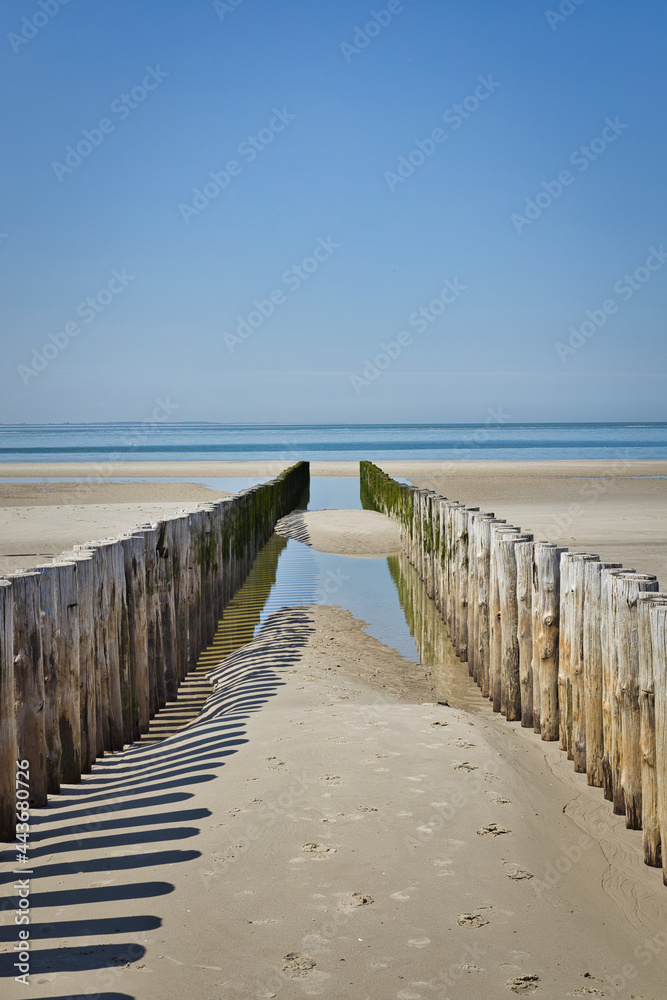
[1,0,665,424]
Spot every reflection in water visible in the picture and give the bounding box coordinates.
[140,534,291,742]
[150,469,485,740]
[387,551,484,712]
[198,533,292,668]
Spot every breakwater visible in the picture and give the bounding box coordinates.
[0,461,309,840]
[361,460,667,886]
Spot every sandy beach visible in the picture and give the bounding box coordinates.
[3,603,666,998]
[1,459,666,997]
[1,458,665,579]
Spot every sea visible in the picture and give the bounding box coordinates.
[1,422,666,463]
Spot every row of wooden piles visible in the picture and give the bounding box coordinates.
[0,461,309,841]
[360,461,667,885]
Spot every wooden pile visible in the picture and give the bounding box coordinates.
[361,461,667,886]
[0,462,309,840]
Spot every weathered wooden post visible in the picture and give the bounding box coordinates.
[0,580,17,840]
[156,520,178,702]
[649,604,667,886]
[558,553,575,756]
[171,515,189,679]
[70,552,96,772]
[476,517,504,699]
[466,512,479,679]
[436,499,447,620]
[497,532,533,722]
[38,565,61,794]
[139,523,163,716]
[202,504,218,645]
[515,538,535,729]
[467,512,492,684]
[490,524,521,712]
[110,541,131,748]
[570,553,600,772]
[583,560,622,788]
[445,501,462,635]
[601,567,633,802]
[456,506,479,663]
[419,491,429,583]
[433,497,446,618]
[54,561,81,783]
[612,572,659,828]
[638,593,667,867]
[123,533,150,737]
[12,572,47,807]
[212,500,226,623]
[533,542,566,742]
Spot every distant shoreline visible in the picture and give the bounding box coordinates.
[2,457,667,478]
[1,459,666,584]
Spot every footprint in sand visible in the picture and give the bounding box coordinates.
[431,721,448,727]
[321,774,341,784]
[505,868,533,881]
[569,990,605,997]
[477,823,511,837]
[488,793,512,805]
[282,953,316,977]
[454,762,478,772]
[456,740,476,749]
[506,976,540,994]
[302,843,336,855]
[407,938,430,949]
[357,806,378,813]
[338,892,374,911]
[457,912,491,928]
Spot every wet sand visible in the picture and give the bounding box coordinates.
[276,509,402,557]
[3,604,666,999]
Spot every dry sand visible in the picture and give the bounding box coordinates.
[0,480,234,576]
[276,509,402,557]
[402,460,667,587]
[0,461,361,479]
[3,604,666,999]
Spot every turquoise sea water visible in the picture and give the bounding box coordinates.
[0,423,666,462]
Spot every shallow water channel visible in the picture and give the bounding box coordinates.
[197,478,479,711]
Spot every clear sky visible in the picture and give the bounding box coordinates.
[1,0,665,424]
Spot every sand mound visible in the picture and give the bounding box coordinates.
[275,508,402,556]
